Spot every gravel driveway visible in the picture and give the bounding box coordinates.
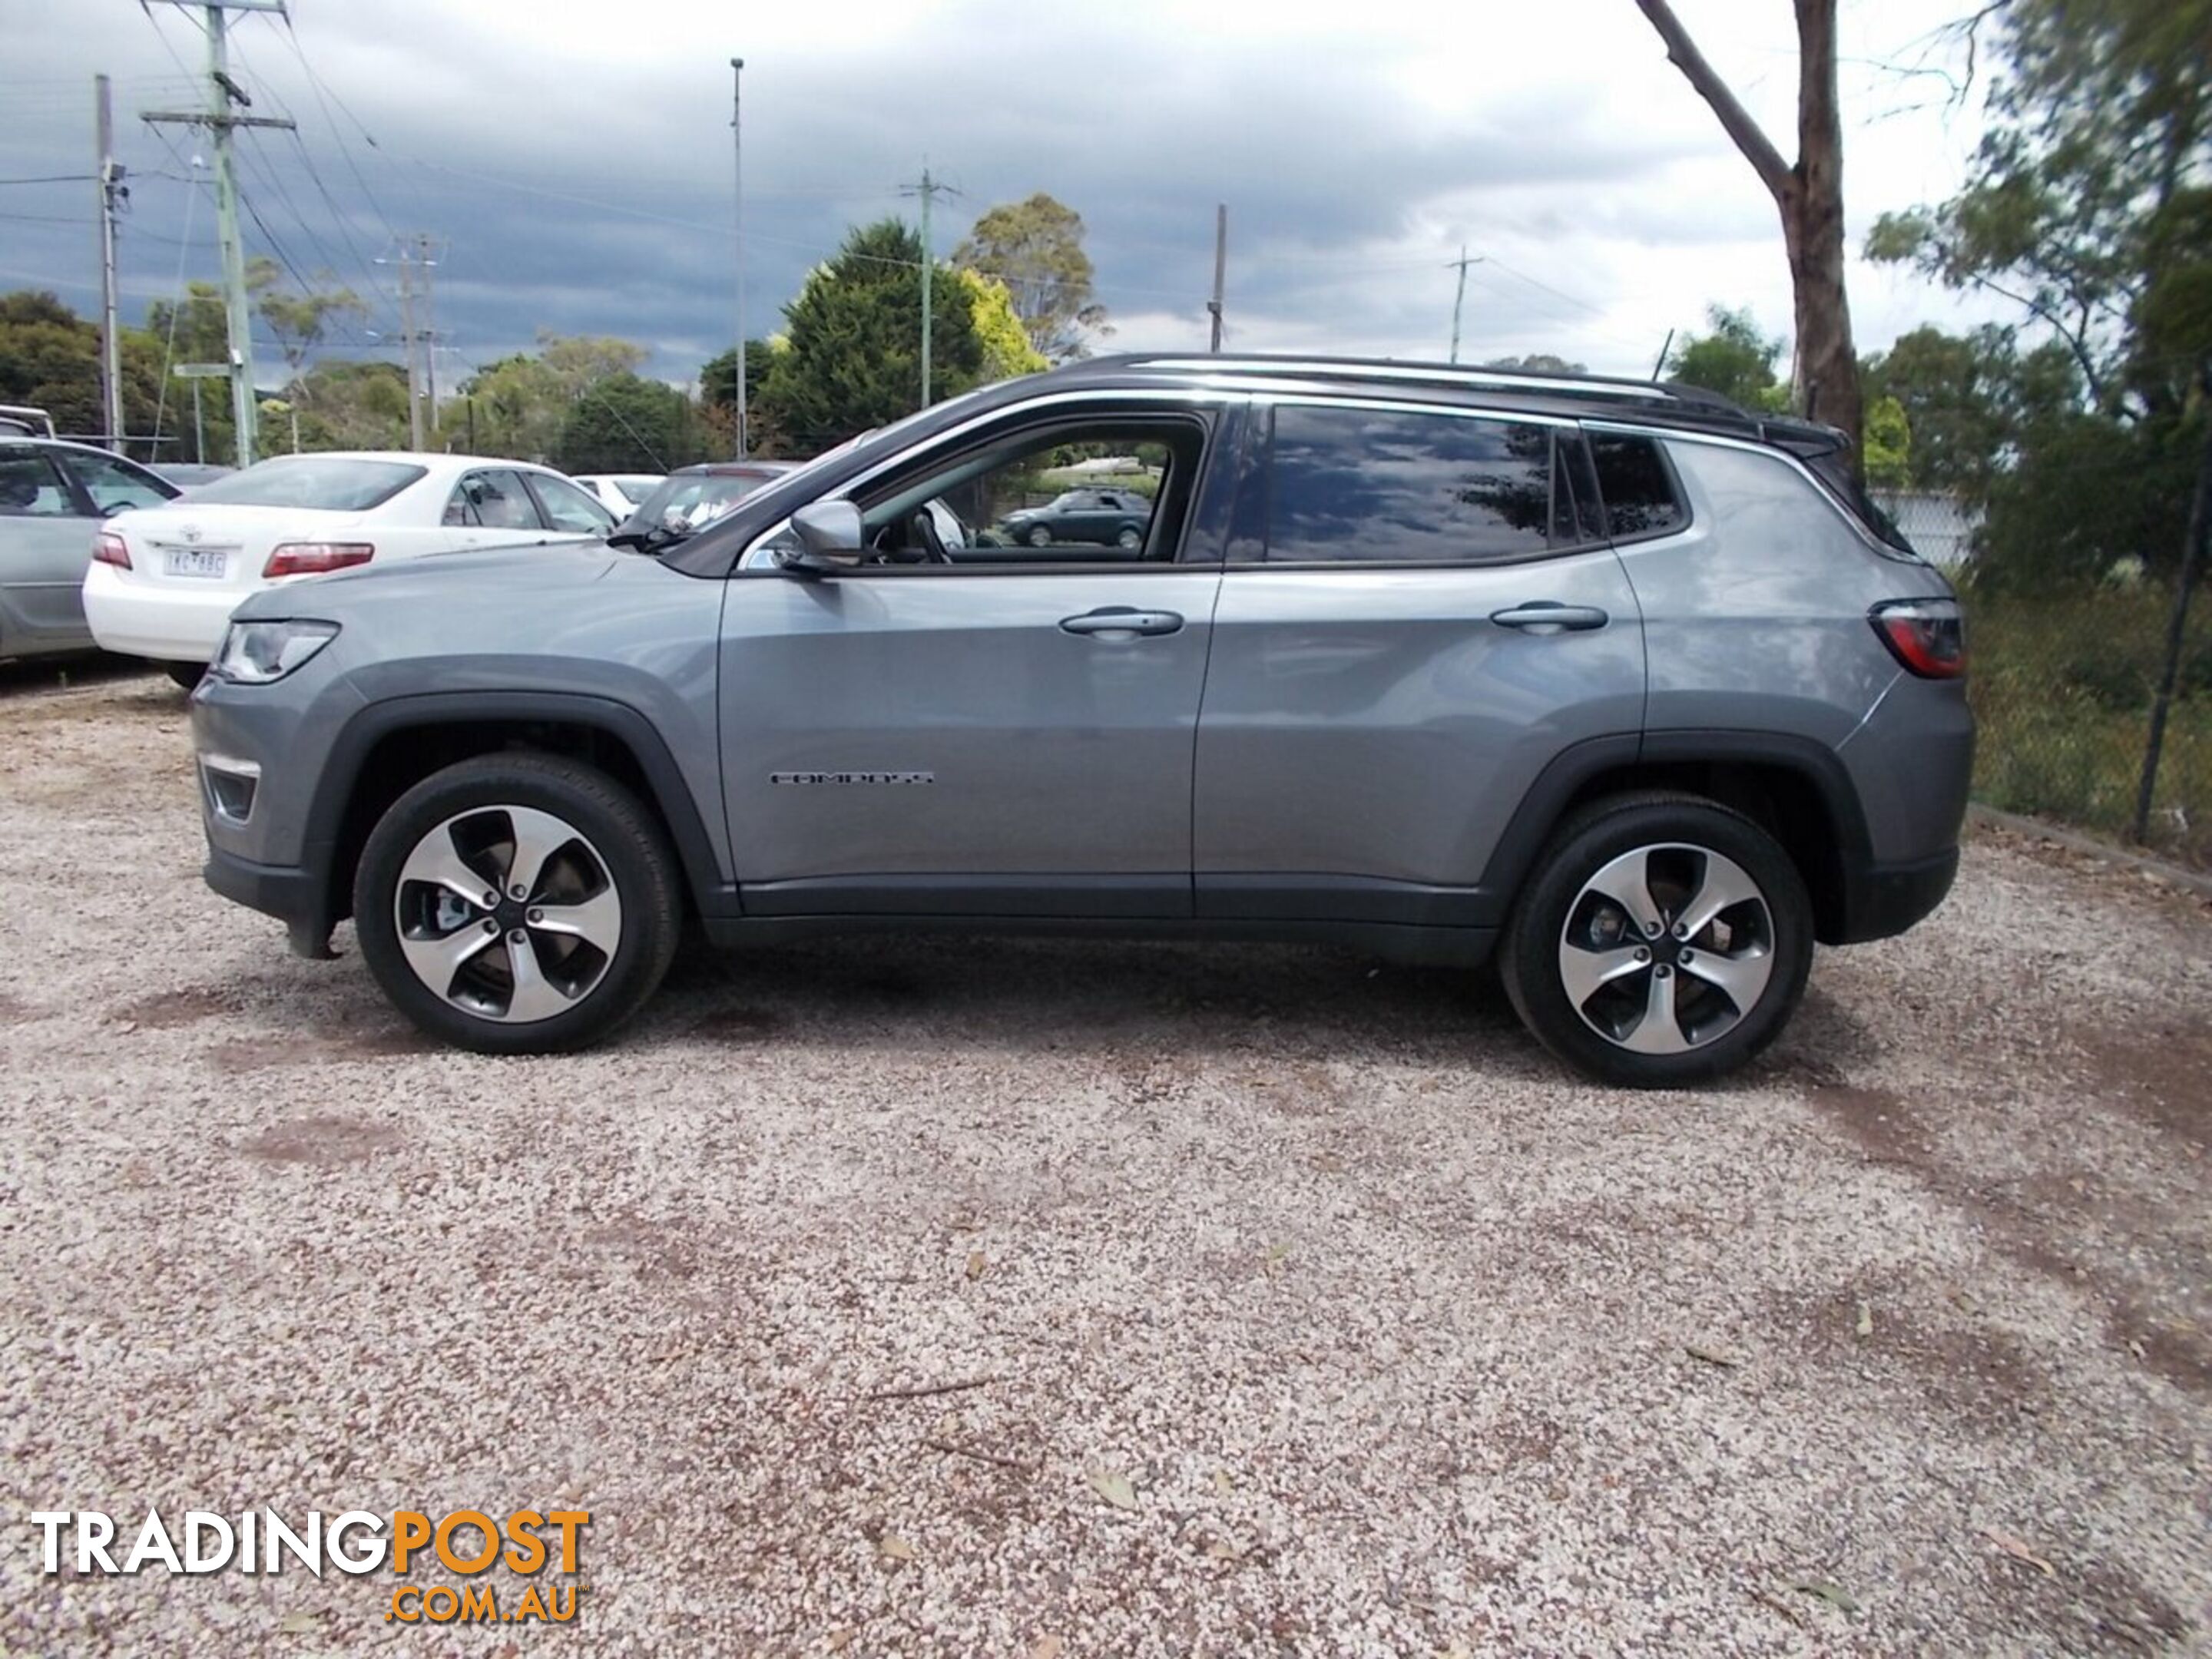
[2,665,2208,1656]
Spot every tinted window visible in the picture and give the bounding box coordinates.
[189,456,426,511]
[0,449,72,516]
[1265,406,1558,563]
[1589,435,1687,538]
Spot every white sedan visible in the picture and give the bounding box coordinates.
[571,472,663,520]
[82,451,618,683]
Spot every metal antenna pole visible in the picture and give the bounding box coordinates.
[96,75,125,449]
[141,0,292,468]
[730,57,747,457]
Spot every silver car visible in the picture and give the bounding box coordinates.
[0,439,178,662]
[189,354,1972,1086]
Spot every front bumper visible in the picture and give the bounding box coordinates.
[204,843,337,959]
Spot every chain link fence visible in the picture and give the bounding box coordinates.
[1878,490,2212,869]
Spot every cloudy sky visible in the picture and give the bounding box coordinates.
[4,0,2004,392]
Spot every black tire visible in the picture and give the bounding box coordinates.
[1025,524,1051,548]
[353,753,680,1055]
[1498,791,1813,1088]
[164,661,205,690]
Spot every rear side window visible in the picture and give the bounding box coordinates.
[1588,435,1687,538]
[1262,406,1563,563]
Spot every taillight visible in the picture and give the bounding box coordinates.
[1870,598,1965,678]
[92,531,131,569]
[263,541,374,578]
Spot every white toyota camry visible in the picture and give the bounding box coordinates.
[82,451,618,684]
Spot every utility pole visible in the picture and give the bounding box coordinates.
[393,247,422,449]
[95,75,126,449]
[416,233,439,431]
[1445,247,1482,365]
[901,165,959,410]
[1208,204,1227,353]
[142,0,293,469]
[376,236,438,449]
[729,58,747,458]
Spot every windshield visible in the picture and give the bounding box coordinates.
[611,475,659,504]
[184,456,426,512]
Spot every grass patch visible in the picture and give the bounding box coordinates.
[1962,575,2212,866]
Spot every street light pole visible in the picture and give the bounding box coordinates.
[730,57,747,459]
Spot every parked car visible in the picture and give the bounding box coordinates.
[0,438,180,663]
[190,353,1969,1085]
[0,405,58,439]
[612,462,799,546]
[154,462,238,491]
[83,450,618,686]
[571,473,663,518]
[998,485,1152,549]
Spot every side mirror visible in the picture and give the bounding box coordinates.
[780,499,865,577]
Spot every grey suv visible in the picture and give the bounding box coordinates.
[190,355,1970,1086]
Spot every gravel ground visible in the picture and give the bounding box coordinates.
[2,664,2209,1657]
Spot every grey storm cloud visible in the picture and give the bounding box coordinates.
[2,0,1988,388]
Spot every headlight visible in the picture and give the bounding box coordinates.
[211,619,340,684]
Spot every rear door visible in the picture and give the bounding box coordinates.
[1193,398,1646,927]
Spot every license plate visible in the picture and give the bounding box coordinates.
[163,548,227,579]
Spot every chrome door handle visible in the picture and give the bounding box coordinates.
[1060,607,1184,638]
[1489,603,1609,632]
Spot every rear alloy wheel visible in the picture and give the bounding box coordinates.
[1499,793,1812,1087]
[1115,525,1144,550]
[353,754,679,1053]
[1025,525,1051,547]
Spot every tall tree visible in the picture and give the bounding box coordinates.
[956,270,1050,382]
[753,220,988,455]
[1480,353,1590,373]
[553,371,700,475]
[1634,0,1863,468]
[257,262,366,452]
[952,194,1108,363]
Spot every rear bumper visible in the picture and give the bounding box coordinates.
[82,562,240,662]
[1836,846,1958,943]
[204,843,336,959]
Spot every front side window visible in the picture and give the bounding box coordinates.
[1262,406,1561,564]
[845,416,1192,566]
[55,449,174,514]
[0,449,72,516]
[1588,434,1687,539]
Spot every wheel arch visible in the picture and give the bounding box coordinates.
[1479,731,1873,946]
[304,693,731,942]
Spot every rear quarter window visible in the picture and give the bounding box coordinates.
[1588,434,1687,539]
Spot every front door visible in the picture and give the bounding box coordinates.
[717,399,1236,918]
[0,445,100,651]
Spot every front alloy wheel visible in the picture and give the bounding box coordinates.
[353,754,680,1053]
[394,805,622,1023]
